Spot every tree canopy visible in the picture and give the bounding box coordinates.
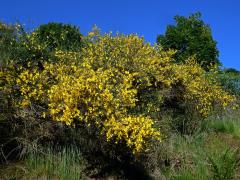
[224,68,240,76]
[32,22,83,51]
[157,12,220,70]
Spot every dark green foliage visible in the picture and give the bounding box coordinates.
[0,22,48,67]
[0,22,25,66]
[11,23,84,67]
[216,71,240,96]
[33,22,83,51]
[0,22,83,67]
[157,12,220,70]
[224,68,240,76]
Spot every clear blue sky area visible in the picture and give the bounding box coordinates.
[1,0,240,70]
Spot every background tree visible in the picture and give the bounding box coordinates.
[224,68,240,76]
[33,22,83,51]
[216,68,240,96]
[11,23,84,66]
[0,22,25,66]
[157,12,220,70]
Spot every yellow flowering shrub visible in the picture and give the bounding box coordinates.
[1,32,237,154]
[7,60,160,153]
[173,60,237,116]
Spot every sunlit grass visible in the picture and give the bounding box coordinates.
[206,112,240,138]
[160,132,240,180]
[25,146,86,180]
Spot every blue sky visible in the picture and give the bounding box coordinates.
[1,0,240,70]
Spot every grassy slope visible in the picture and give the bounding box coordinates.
[158,111,240,180]
[0,111,240,180]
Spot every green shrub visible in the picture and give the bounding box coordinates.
[216,71,240,96]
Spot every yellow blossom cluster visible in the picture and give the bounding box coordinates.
[173,59,237,116]
[104,115,161,153]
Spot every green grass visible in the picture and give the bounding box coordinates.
[0,146,86,180]
[161,133,209,180]
[207,148,240,180]
[25,146,86,179]
[206,112,240,138]
[159,132,240,180]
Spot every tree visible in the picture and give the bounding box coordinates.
[157,12,220,70]
[224,68,240,76]
[10,23,84,66]
[32,22,83,51]
[0,22,24,66]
